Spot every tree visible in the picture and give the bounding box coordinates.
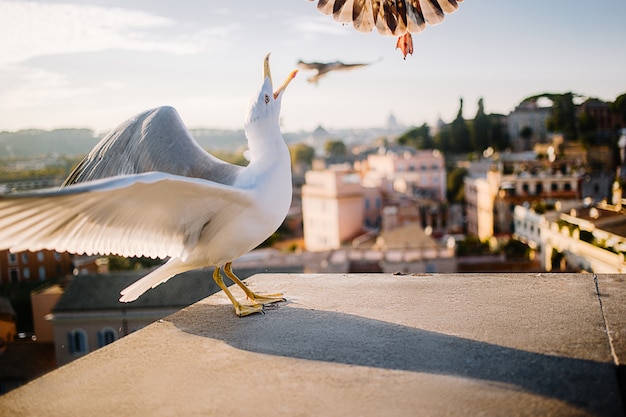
[446,167,468,203]
[434,124,452,153]
[577,109,597,147]
[545,92,578,141]
[612,93,626,127]
[488,115,510,151]
[290,143,315,167]
[450,98,472,153]
[471,98,489,152]
[397,123,433,149]
[520,126,533,141]
[324,140,347,156]
[518,125,533,150]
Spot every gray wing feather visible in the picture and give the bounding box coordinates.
[64,106,243,187]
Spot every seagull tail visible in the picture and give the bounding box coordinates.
[119,258,189,302]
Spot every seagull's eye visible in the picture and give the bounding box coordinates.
[264,94,270,104]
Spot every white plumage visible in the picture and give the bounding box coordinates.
[0,54,297,316]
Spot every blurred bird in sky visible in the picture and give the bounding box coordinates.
[297,59,377,84]
[0,54,298,317]
[307,0,464,58]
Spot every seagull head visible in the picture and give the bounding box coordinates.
[244,54,297,135]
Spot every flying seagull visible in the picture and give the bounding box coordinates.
[297,59,376,84]
[307,0,463,58]
[0,54,298,317]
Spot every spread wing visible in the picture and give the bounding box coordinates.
[310,0,462,36]
[64,106,244,187]
[0,172,253,260]
[297,60,375,83]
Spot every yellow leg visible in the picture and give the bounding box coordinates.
[212,267,263,317]
[224,262,285,305]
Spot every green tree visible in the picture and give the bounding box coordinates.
[520,126,533,141]
[446,167,468,203]
[324,140,347,156]
[545,92,578,141]
[471,98,489,152]
[518,125,533,150]
[577,109,597,147]
[450,98,471,153]
[290,143,315,166]
[434,124,452,153]
[397,123,433,149]
[488,115,510,151]
[611,93,626,127]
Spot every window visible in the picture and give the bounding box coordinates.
[21,253,28,263]
[67,329,89,355]
[54,252,62,261]
[9,269,19,284]
[564,183,572,191]
[97,328,118,348]
[23,268,30,280]
[39,266,46,281]
[365,199,370,210]
[8,253,17,265]
[551,183,558,192]
[37,251,45,262]
[522,183,529,193]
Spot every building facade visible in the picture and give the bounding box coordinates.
[0,250,73,284]
[465,162,583,241]
[514,200,626,273]
[364,147,446,201]
[302,169,369,251]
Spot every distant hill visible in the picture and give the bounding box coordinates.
[0,127,312,159]
[0,129,99,158]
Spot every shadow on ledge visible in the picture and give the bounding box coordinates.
[169,303,621,417]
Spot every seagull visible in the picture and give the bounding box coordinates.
[297,59,375,84]
[307,0,463,58]
[0,54,298,317]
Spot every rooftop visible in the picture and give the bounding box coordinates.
[1,273,625,416]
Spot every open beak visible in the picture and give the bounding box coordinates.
[264,53,298,99]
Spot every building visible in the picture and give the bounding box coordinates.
[49,269,221,366]
[464,156,583,241]
[514,199,626,273]
[0,250,73,284]
[302,169,373,251]
[363,147,446,201]
[506,99,551,151]
[30,284,64,343]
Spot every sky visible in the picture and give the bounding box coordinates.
[1,0,625,135]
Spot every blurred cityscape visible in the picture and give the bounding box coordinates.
[1,91,626,392]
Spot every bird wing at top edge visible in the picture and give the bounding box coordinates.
[0,172,254,260]
[309,0,462,36]
[64,106,244,187]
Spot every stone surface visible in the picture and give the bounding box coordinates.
[1,273,624,416]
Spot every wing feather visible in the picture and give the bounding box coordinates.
[64,106,243,187]
[0,173,253,260]
[310,0,461,36]
[352,0,375,33]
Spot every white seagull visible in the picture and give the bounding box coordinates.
[308,0,463,58]
[0,54,298,317]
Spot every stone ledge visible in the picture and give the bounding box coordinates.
[1,273,625,417]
